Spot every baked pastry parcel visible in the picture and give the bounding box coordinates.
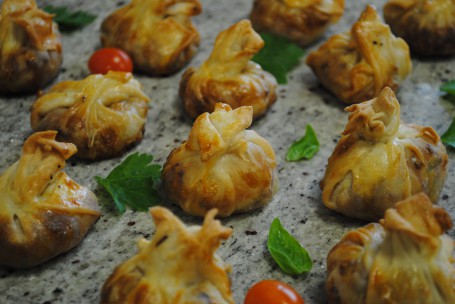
[249,0,344,47]
[307,5,412,104]
[162,103,278,217]
[101,0,202,75]
[327,193,455,303]
[30,71,149,160]
[101,207,234,304]
[0,131,101,268]
[0,0,62,94]
[179,19,277,120]
[320,87,448,221]
[384,0,455,56]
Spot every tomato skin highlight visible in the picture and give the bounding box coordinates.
[88,48,133,74]
[244,280,305,304]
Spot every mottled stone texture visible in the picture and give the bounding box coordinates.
[0,0,454,303]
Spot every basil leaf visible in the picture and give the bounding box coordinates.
[44,5,96,29]
[286,124,319,161]
[441,80,455,96]
[267,218,312,275]
[95,152,162,213]
[252,33,305,84]
[442,118,455,148]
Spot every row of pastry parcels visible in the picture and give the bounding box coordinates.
[0,86,448,265]
[104,193,455,303]
[2,0,454,106]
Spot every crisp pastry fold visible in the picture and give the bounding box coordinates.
[101,0,202,75]
[327,193,455,303]
[179,19,277,120]
[307,5,412,104]
[162,103,278,217]
[320,87,447,221]
[101,207,234,304]
[0,131,100,268]
[30,71,149,160]
[249,0,344,47]
[384,0,455,56]
[0,0,62,94]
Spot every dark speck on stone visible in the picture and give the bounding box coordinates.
[442,194,449,200]
[127,221,135,226]
[117,1,125,6]
[72,259,80,264]
[245,230,257,236]
[53,288,63,295]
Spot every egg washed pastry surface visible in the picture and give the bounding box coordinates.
[180,19,277,120]
[30,71,149,160]
[0,0,454,303]
[101,0,202,75]
[327,193,455,303]
[162,103,278,217]
[320,87,448,221]
[0,0,62,94]
[307,4,412,104]
[0,131,100,269]
[384,0,455,56]
[101,207,234,304]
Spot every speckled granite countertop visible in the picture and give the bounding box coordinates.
[1,0,454,303]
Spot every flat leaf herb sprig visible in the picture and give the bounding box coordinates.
[44,5,96,30]
[440,80,455,148]
[252,33,305,85]
[95,152,162,213]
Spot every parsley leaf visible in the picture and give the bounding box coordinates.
[267,218,312,275]
[442,118,455,148]
[286,124,319,161]
[95,152,162,213]
[441,80,455,96]
[44,5,96,29]
[252,33,305,84]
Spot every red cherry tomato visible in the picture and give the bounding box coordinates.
[88,47,133,74]
[244,280,305,304]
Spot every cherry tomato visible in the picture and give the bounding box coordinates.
[88,47,133,74]
[244,280,305,304]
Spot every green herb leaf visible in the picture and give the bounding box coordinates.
[95,152,162,213]
[267,218,312,275]
[441,80,455,96]
[442,118,455,148]
[44,5,96,29]
[252,33,305,84]
[286,124,319,161]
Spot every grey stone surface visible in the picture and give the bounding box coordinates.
[0,0,454,303]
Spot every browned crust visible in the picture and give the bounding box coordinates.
[249,0,344,46]
[0,0,62,94]
[384,1,455,56]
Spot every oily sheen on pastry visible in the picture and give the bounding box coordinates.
[0,0,62,94]
[162,103,278,217]
[101,207,234,304]
[101,0,202,75]
[0,131,101,268]
[327,193,455,303]
[249,0,344,47]
[384,0,455,56]
[30,71,149,160]
[320,87,448,221]
[179,19,277,120]
[307,5,412,104]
